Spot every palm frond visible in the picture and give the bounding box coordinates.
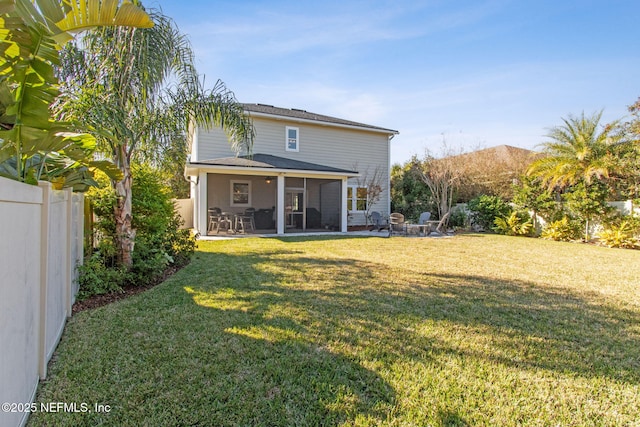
[59,8,254,163]
[530,111,621,190]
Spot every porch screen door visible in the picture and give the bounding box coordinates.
[285,189,304,229]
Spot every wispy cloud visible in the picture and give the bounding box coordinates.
[184,0,508,58]
[237,81,388,125]
[163,0,640,164]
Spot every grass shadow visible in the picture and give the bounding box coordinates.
[175,252,394,426]
[186,248,640,386]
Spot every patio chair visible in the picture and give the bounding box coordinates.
[207,207,222,234]
[388,212,406,236]
[236,209,255,234]
[418,212,431,224]
[370,211,388,231]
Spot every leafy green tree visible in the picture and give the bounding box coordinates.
[0,0,152,186]
[615,98,640,208]
[390,157,431,221]
[512,175,558,232]
[563,181,613,241]
[57,8,254,267]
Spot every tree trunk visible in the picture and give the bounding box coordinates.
[584,218,590,242]
[114,149,135,268]
[439,182,449,220]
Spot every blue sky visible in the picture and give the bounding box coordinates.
[152,0,639,164]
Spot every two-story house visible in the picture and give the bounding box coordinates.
[185,103,398,235]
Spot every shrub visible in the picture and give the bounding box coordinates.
[598,219,640,249]
[449,209,468,229]
[468,195,511,231]
[77,253,126,300]
[493,211,533,236]
[563,181,614,241]
[541,217,583,242]
[80,164,196,298]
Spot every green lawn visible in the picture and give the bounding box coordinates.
[31,234,640,426]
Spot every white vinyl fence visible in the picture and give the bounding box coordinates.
[0,178,84,427]
[174,198,193,229]
[453,200,638,235]
[608,200,640,216]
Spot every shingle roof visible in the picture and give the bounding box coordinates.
[450,144,540,165]
[242,103,398,134]
[191,153,358,174]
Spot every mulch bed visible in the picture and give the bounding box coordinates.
[347,225,374,231]
[72,264,184,314]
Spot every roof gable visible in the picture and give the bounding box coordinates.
[243,103,398,135]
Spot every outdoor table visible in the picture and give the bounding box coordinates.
[405,221,439,236]
[218,212,236,233]
[424,220,441,235]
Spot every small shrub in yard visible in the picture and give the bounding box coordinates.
[493,211,533,236]
[449,209,468,229]
[468,195,511,231]
[598,219,640,249]
[541,216,583,241]
[77,253,127,300]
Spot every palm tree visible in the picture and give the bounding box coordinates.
[0,0,152,185]
[57,8,254,267]
[527,111,621,190]
[528,111,622,240]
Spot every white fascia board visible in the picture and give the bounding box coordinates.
[185,162,360,179]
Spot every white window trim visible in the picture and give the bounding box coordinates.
[285,126,299,152]
[230,180,252,207]
[347,185,367,212]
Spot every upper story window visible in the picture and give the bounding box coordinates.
[285,126,299,152]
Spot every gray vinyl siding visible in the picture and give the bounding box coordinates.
[195,115,392,223]
[196,117,389,173]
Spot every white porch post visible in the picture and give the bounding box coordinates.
[190,177,197,232]
[276,175,285,235]
[198,172,207,235]
[341,177,348,233]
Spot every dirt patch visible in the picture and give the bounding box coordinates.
[347,225,374,231]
